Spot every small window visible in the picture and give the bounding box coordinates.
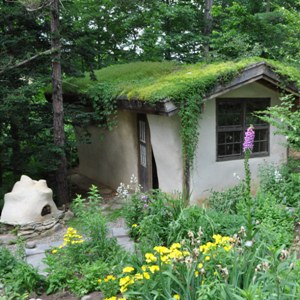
[216,98,270,161]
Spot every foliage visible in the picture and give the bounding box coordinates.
[44,186,126,296]
[252,192,295,247]
[208,183,244,214]
[124,189,184,245]
[257,95,300,151]
[167,207,245,245]
[259,161,300,207]
[0,246,45,296]
[60,58,300,167]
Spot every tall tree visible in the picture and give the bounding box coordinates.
[50,0,69,206]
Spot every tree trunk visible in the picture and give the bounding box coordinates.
[50,0,69,207]
[203,0,213,59]
[10,122,22,181]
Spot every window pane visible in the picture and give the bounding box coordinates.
[218,145,226,156]
[246,100,269,126]
[218,101,242,126]
[233,143,241,155]
[218,132,225,143]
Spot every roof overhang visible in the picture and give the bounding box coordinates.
[117,97,178,116]
[204,62,299,101]
[118,62,299,116]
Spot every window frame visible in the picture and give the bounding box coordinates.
[216,98,270,161]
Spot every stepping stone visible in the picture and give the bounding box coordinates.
[111,227,129,237]
[0,233,17,245]
[117,236,135,252]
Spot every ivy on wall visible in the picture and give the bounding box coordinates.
[60,57,300,174]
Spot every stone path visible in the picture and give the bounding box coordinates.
[0,173,135,276]
[24,223,134,276]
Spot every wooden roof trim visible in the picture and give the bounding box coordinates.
[204,62,299,101]
[117,98,178,116]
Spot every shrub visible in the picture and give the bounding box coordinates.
[44,185,126,296]
[167,206,245,245]
[252,192,295,247]
[0,246,45,295]
[259,162,300,207]
[208,183,244,214]
[124,189,184,245]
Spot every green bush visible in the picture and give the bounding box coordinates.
[259,162,300,207]
[252,192,295,247]
[167,206,245,245]
[0,246,45,296]
[208,183,244,214]
[44,185,126,296]
[124,190,184,244]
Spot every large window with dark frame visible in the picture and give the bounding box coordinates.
[216,98,270,160]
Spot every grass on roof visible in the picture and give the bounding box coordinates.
[60,58,300,103]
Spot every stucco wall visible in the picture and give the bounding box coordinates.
[76,111,138,189]
[147,114,183,194]
[190,82,287,204]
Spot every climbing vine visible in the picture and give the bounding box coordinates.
[62,58,300,180]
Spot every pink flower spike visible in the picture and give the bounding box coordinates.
[243,126,255,152]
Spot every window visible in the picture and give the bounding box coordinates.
[216,98,270,161]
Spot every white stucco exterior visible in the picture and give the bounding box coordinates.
[190,82,287,204]
[147,114,183,194]
[76,111,138,189]
[75,82,288,203]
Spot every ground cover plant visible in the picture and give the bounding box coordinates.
[1,148,300,299]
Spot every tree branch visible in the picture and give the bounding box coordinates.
[0,48,58,75]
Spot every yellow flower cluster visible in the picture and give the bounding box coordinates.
[51,227,84,254]
[98,275,117,283]
[199,234,234,254]
[63,227,84,246]
[104,297,126,300]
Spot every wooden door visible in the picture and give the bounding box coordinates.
[137,114,152,191]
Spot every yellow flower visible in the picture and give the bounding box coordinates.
[104,275,116,282]
[173,294,180,300]
[170,243,181,250]
[198,263,203,269]
[132,224,138,228]
[160,255,170,263]
[149,265,160,273]
[194,270,199,277]
[51,249,57,254]
[104,297,117,300]
[120,286,128,293]
[154,246,170,255]
[141,265,148,271]
[145,253,157,263]
[205,256,210,261]
[123,266,135,273]
[97,279,102,283]
[143,272,150,280]
[134,273,143,280]
[224,245,232,252]
[119,276,131,286]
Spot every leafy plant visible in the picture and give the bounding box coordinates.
[208,183,244,214]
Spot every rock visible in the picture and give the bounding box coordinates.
[81,296,92,300]
[63,210,74,221]
[0,233,17,245]
[25,241,37,249]
[53,223,63,232]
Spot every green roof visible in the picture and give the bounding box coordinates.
[60,57,300,103]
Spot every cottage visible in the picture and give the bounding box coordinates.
[64,59,299,204]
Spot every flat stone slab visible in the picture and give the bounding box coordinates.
[110,227,129,237]
[26,252,48,275]
[116,236,135,252]
[0,233,17,245]
[25,241,62,256]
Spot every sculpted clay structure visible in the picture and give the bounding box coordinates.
[0,175,59,225]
